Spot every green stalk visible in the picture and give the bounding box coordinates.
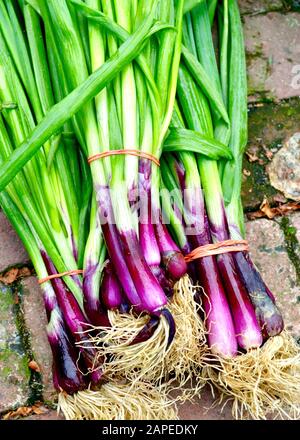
[24,3,81,248]
[0,1,43,122]
[0,122,83,308]
[190,1,221,96]
[0,11,158,191]
[208,0,218,25]
[114,0,139,192]
[177,64,225,232]
[181,46,229,124]
[70,0,163,139]
[158,0,184,153]
[183,0,203,15]
[24,5,54,115]
[0,32,79,268]
[160,178,188,251]
[219,0,229,108]
[86,0,111,179]
[221,0,248,237]
[101,0,123,126]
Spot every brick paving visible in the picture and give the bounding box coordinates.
[0,0,299,421]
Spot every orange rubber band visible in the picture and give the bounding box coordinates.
[38,270,84,285]
[184,239,249,263]
[88,150,160,167]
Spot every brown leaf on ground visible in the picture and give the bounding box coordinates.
[246,151,259,162]
[0,266,32,285]
[0,268,19,284]
[2,403,47,420]
[249,102,264,108]
[260,198,277,219]
[247,198,300,220]
[28,360,41,373]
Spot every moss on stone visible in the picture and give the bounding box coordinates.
[0,283,14,313]
[0,348,29,381]
[283,0,300,12]
[242,98,300,211]
[280,217,300,284]
[14,283,44,405]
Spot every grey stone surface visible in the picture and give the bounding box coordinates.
[267,133,300,201]
[0,211,29,273]
[0,282,29,413]
[244,12,300,101]
[21,277,56,403]
[239,0,283,14]
[242,99,300,210]
[245,219,300,337]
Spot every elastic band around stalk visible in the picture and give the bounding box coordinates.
[88,150,160,167]
[38,270,84,285]
[184,240,249,263]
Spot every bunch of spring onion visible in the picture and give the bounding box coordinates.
[160,0,300,419]
[0,0,190,420]
[25,0,188,397]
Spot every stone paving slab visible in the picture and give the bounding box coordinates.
[0,282,30,413]
[246,218,300,338]
[242,99,300,210]
[239,0,283,15]
[0,212,29,273]
[21,278,56,403]
[244,12,300,101]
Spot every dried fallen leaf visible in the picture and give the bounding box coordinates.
[243,169,251,177]
[246,151,259,162]
[247,198,300,220]
[260,197,277,219]
[0,268,19,284]
[28,360,41,373]
[2,403,47,420]
[3,407,33,420]
[249,102,264,108]
[0,266,33,285]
